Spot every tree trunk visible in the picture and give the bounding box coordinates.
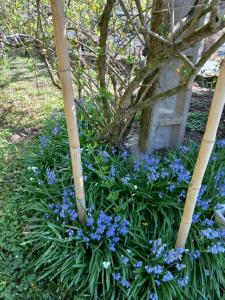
[138,0,204,153]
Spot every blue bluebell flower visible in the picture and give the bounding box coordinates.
[46,168,56,184]
[112,273,121,281]
[40,135,49,147]
[163,248,186,264]
[176,263,186,271]
[192,213,201,223]
[120,278,130,289]
[66,228,74,237]
[177,275,189,287]
[134,261,143,268]
[189,250,201,260]
[109,165,117,178]
[98,150,109,162]
[149,293,158,300]
[217,139,225,148]
[162,271,174,282]
[154,280,161,286]
[121,150,129,159]
[52,126,61,135]
[207,242,225,254]
[179,145,190,154]
[121,175,130,184]
[121,256,129,265]
[69,209,78,221]
[200,228,220,239]
[133,160,141,172]
[202,218,215,226]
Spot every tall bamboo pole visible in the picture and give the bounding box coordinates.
[176,59,225,248]
[50,0,86,222]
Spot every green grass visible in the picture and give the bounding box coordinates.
[0,51,63,299]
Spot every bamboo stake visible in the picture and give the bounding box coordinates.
[50,0,86,222]
[176,59,225,248]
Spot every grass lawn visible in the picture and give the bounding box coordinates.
[0,53,62,299]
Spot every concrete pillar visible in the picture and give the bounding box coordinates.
[137,0,204,153]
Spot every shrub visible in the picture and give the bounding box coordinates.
[22,111,225,299]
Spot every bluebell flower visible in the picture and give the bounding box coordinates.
[134,261,143,268]
[90,232,102,241]
[108,242,116,252]
[177,275,189,287]
[66,228,74,237]
[118,219,129,235]
[121,256,129,265]
[176,263,186,271]
[216,203,224,210]
[189,250,201,260]
[154,280,161,286]
[197,199,210,210]
[106,224,117,237]
[145,265,163,275]
[86,163,94,170]
[158,192,164,199]
[202,218,215,226]
[121,175,130,184]
[162,271,174,282]
[167,183,176,192]
[192,213,201,224]
[210,154,217,162]
[52,126,61,135]
[120,278,130,289]
[46,168,56,184]
[163,248,186,264]
[98,150,109,162]
[77,229,84,238]
[69,209,78,221]
[83,175,88,182]
[109,165,117,178]
[133,160,141,172]
[147,172,159,182]
[121,150,129,159]
[160,168,169,179]
[179,145,190,154]
[217,139,225,148]
[112,273,121,281]
[207,242,225,254]
[86,216,94,227]
[149,239,166,258]
[49,203,55,209]
[149,293,158,300]
[44,213,50,219]
[40,135,49,147]
[145,265,152,274]
[200,228,220,239]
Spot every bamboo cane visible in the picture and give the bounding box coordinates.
[50,0,86,222]
[176,59,225,248]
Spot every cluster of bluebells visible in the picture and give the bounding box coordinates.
[216,139,225,148]
[214,168,225,197]
[200,228,225,239]
[48,198,129,251]
[168,158,190,184]
[46,168,57,185]
[112,273,131,289]
[48,187,77,222]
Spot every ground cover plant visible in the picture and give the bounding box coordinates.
[23,111,225,300]
[0,53,63,299]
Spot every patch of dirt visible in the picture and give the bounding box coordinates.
[10,126,42,143]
